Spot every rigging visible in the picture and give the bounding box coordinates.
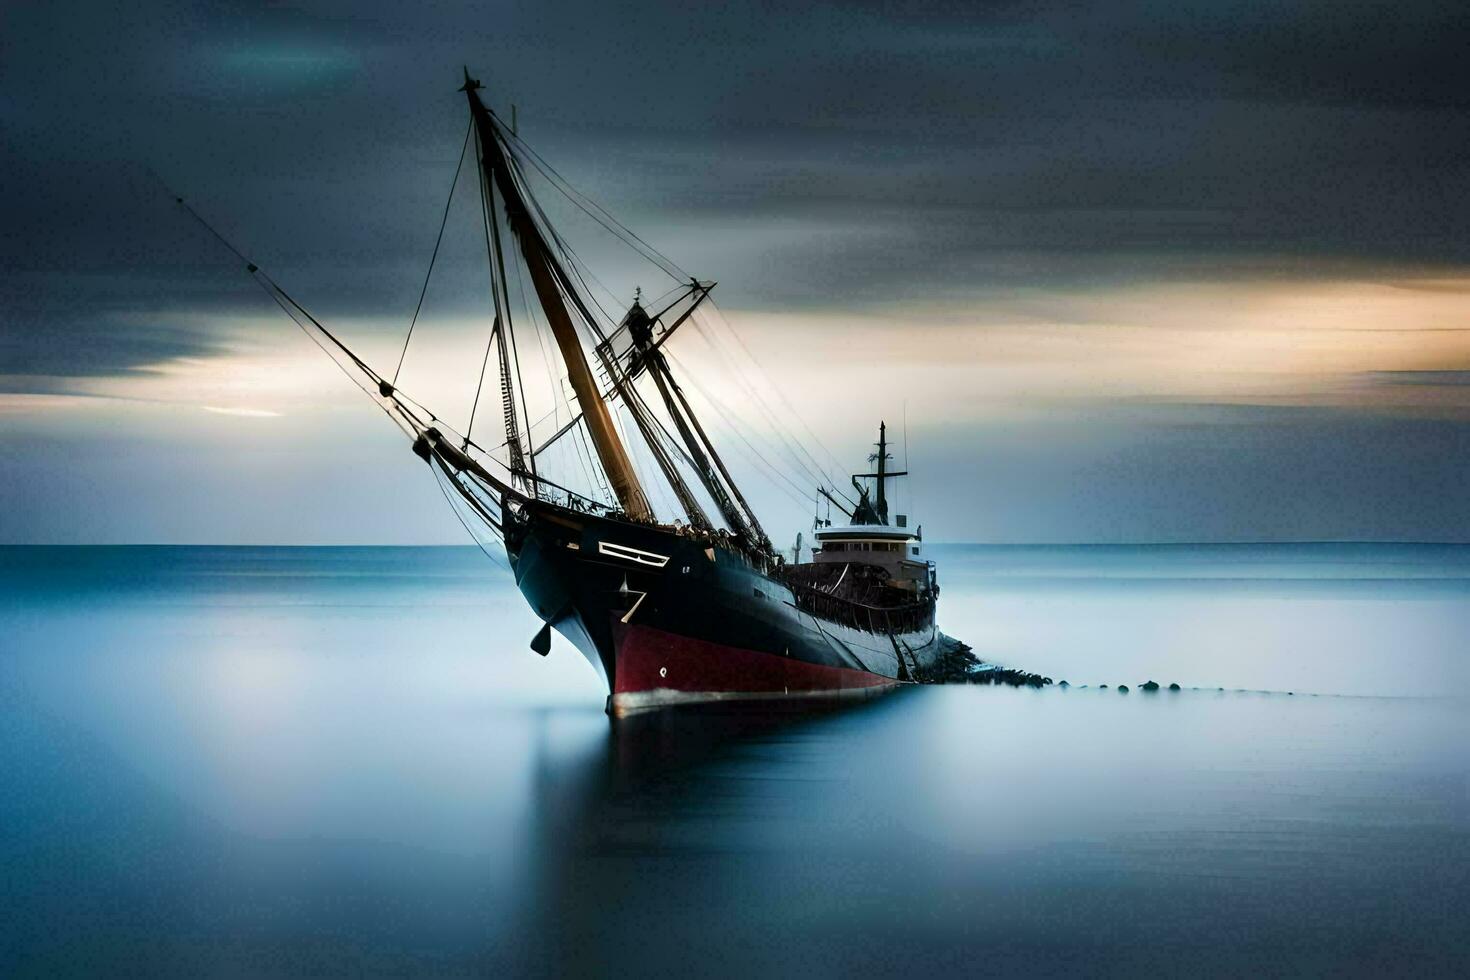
[169,68,881,567]
[394,120,471,386]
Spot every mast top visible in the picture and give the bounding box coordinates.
[852,420,907,525]
[458,67,483,93]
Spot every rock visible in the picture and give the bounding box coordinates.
[1099,684,1108,689]
[1168,683,1181,691]
[1140,680,1160,692]
[915,639,1055,688]
[1058,680,1070,689]
[1118,685,1129,693]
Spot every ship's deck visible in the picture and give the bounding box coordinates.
[778,561,935,635]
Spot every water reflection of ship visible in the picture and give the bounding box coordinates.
[184,68,968,714]
[519,696,906,973]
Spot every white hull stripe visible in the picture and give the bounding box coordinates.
[597,541,671,568]
[612,683,900,717]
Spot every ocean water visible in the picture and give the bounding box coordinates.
[0,544,1466,975]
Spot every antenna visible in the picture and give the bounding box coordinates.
[902,400,908,518]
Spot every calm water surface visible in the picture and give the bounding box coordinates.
[1,545,1467,975]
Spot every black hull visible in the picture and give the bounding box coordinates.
[502,502,947,708]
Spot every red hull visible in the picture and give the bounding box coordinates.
[611,623,900,717]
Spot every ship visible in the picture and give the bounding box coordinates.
[179,69,967,716]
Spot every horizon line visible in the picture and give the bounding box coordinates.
[3,540,1468,549]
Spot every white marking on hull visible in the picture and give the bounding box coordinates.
[598,541,670,567]
[620,591,648,624]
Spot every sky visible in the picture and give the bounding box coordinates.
[2,0,1468,544]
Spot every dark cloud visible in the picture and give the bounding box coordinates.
[0,309,225,381]
[918,403,1470,544]
[2,0,1468,377]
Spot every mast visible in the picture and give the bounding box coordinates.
[534,281,714,459]
[604,300,714,530]
[875,421,888,520]
[855,421,906,525]
[627,295,771,550]
[460,70,654,521]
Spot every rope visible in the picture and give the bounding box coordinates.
[432,460,509,571]
[703,308,853,496]
[683,307,855,505]
[394,120,471,385]
[667,341,824,505]
[165,184,608,526]
[495,111,689,282]
[468,126,509,446]
[467,155,500,444]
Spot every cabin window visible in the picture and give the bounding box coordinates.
[820,540,914,552]
[911,546,920,555]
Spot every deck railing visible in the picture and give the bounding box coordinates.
[782,578,935,636]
